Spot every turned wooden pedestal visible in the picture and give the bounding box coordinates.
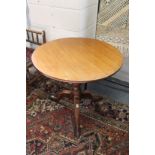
[51,83,97,138]
[73,84,80,138]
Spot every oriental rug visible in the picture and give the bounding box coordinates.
[26,78,129,155]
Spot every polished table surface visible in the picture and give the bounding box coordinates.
[32,38,123,83]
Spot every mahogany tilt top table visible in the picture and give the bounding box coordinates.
[32,38,123,138]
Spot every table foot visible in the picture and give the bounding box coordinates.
[81,90,94,105]
[81,90,103,107]
[57,90,73,100]
[50,89,73,102]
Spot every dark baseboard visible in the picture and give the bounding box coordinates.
[105,77,129,88]
[89,77,129,93]
[84,77,129,93]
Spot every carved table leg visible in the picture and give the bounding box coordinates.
[50,89,73,102]
[73,83,80,138]
[50,82,102,139]
[57,90,73,100]
[81,90,103,103]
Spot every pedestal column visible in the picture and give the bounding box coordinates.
[73,83,80,138]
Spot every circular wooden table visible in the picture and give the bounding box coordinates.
[32,38,123,138]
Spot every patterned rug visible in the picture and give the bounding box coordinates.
[26,77,129,155]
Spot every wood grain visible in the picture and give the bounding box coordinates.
[32,38,123,83]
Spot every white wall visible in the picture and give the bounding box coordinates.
[26,0,128,82]
[26,0,99,41]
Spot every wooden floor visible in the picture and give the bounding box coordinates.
[85,78,129,104]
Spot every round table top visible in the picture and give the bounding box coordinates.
[32,38,123,83]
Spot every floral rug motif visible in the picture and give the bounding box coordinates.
[27,77,129,155]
